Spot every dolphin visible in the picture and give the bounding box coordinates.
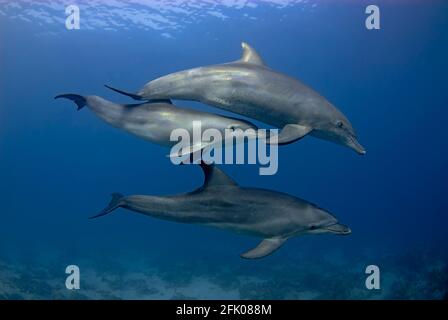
[91,163,351,259]
[105,42,366,154]
[55,94,259,157]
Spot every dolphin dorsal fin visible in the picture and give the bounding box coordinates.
[240,42,265,66]
[199,163,237,188]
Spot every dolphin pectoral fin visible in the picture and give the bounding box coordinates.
[240,238,287,259]
[168,142,214,160]
[267,124,312,145]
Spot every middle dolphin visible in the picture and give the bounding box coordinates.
[106,42,366,154]
[55,94,258,157]
[90,163,351,259]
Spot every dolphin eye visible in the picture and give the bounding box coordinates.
[309,225,317,230]
[336,121,344,128]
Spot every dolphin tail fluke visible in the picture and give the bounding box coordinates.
[89,193,124,219]
[104,84,143,101]
[54,94,87,111]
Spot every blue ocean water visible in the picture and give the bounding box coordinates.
[0,0,447,299]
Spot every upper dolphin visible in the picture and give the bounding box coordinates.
[91,163,351,259]
[55,94,258,157]
[106,42,366,154]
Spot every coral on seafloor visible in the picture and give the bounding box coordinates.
[0,251,447,300]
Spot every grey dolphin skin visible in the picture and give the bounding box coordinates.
[55,94,257,154]
[105,42,366,154]
[91,164,351,259]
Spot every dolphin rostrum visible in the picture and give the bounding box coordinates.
[91,163,351,259]
[55,94,258,157]
[105,42,366,154]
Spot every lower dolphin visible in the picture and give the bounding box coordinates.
[55,94,259,157]
[91,164,351,259]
